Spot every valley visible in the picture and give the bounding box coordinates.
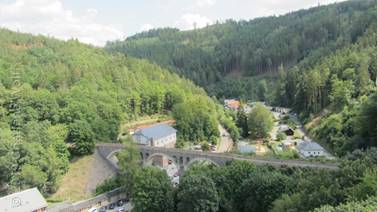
[1,0,377,211]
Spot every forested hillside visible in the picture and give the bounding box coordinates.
[107,0,377,156]
[274,23,377,155]
[106,0,377,100]
[0,28,218,196]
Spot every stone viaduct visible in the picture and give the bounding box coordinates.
[96,143,339,173]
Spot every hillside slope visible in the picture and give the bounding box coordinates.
[106,0,377,156]
[106,0,377,100]
[0,28,212,196]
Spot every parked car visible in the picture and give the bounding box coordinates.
[99,206,106,212]
[193,145,201,150]
[210,145,216,151]
[88,208,97,212]
[117,207,126,212]
[108,203,116,209]
[117,199,124,206]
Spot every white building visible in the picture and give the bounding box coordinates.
[0,188,47,212]
[132,124,177,148]
[298,141,325,157]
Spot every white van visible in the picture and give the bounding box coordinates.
[88,208,97,212]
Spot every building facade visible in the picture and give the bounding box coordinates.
[298,141,325,157]
[132,124,177,148]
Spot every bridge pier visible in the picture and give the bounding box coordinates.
[95,143,340,173]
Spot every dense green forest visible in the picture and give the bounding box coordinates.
[107,0,377,156]
[119,142,377,212]
[274,23,377,155]
[109,0,377,210]
[0,28,222,196]
[1,1,377,211]
[106,0,377,100]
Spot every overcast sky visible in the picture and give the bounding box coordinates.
[0,0,346,46]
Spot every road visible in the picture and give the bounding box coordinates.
[216,125,234,153]
[289,113,334,159]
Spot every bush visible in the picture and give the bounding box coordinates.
[202,142,210,151]
[248,103,274,139]
[95,177,121,195]
[276,132,287,141]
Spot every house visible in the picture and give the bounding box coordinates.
[224,99,240,110]
[0,188,47,212]
[279,125,295,136]
[272,107,291,115]
[297,141,325,157]
[132,123,177,148]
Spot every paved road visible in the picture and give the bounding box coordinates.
[217,125,234,153]
[289,113,335,159]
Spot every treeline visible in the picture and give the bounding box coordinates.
[106,0,377,155]
[273,21,377,155]
[106,0,377,100]
[0,28,214,196]
[124,148,377,212]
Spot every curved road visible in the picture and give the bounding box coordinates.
[217,125,233,153]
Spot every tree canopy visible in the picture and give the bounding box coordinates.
[106,0,377,101]
[247,103,274,139]
[0,28,214,195]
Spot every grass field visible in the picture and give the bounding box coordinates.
[49,155,94,203]
[121,114,172,130]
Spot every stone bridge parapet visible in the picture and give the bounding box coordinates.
[96,143,339,172]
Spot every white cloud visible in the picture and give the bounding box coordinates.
[195,0,216,8]
[140,24,154,32]
[176,13,213,30]
[0,0,124,46]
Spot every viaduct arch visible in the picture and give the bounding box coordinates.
[96,143,339,174]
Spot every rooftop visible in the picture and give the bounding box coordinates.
[224,99,240,109]
[298,141,325,151]
[133,123,176,141]
[0,188,47,212]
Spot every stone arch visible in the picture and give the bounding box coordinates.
[106,149,122,160]
[145,153,179,168]
[106,149,123,168]
[185,157,220,170]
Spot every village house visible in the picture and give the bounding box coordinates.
[224,99,241,110]
[279,125,295,136]
[272,107,291,115]
[297,141,326,157]
[132,123,177,148]
[0,188,47,212]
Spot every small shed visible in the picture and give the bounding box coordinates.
[279,125,294,136]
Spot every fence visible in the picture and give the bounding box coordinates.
[49,188,127,212]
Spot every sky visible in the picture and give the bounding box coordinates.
[0,0,346,46]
